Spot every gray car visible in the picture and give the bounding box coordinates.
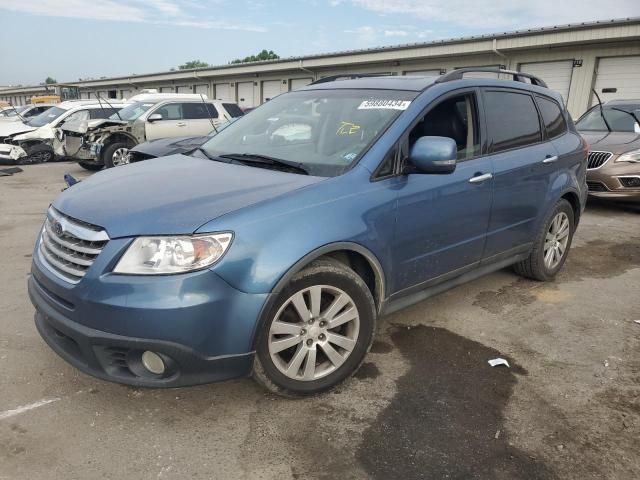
[576,100,640,203]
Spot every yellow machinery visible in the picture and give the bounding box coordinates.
[31,95,61,104]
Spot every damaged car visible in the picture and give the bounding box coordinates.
[0,100,125,164]
[0,104,55,123]
[64,94,243,170]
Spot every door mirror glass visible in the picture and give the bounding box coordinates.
[408,136,457,174]
[147,113,163,122]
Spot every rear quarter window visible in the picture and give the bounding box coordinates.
[484,90,542,153]
[536,96,567,139]
[223,103,244,118]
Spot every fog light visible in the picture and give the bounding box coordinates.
[141,351,165,375]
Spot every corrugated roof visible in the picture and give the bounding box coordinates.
[3,16,640,91]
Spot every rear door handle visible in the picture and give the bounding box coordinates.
[469,173,493,183]
[177,122,187,127]
[542,155,558,164]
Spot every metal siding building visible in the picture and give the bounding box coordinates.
[1,18,639,118]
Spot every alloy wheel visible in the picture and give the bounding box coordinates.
[268,285,360,381]
[112,147,130,166]
[543,212,570,270]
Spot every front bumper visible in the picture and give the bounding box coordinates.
[587,161,640,202]
[29,242,270,387]
[0,143,27,163]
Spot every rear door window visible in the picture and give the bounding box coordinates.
[223,103,244,118]
[484,90,542,153]
[90,107,120,119]
[536,96,567,139]
[183,103,217,119]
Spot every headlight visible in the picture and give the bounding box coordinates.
[114,233,233,275]
[615,149,640,163]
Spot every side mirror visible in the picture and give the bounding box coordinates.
[147,113,163,123]
[407,136,457,174]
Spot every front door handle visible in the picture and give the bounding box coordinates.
[469,173,493,183]
[177,122,187,127]
[542,155,558,164]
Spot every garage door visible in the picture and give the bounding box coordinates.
[120,89,132,99]
[237,82,255,109]
[176,86,192,93]
[290,78,312,90]
[262,80,282,103]
[160,87,174,93]
[591,56,640,105]
[520,60,573,103]
[214,84,233,102]
[194,84,209,97]
[404,69,441,77]
[457,65,500,79]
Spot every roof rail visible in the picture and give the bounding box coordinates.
[435,68,548,88]
[310,73,394,85]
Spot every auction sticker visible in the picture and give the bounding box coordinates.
[358,99,411,110]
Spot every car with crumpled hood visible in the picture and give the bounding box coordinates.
[62,94,243,170]
[576,99,640,202]
[0,100,126,164]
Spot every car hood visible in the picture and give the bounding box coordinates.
[53,154,323,238]
[131,135,210,158]
[580,131,640,154]
[0,121,36,137]
[62,118,128,135]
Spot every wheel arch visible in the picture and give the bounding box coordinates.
[560,189,581,226]
[250,242,387,350]
[99,133,138,162]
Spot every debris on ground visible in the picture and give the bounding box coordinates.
[0,166,24,176]
[488,358,511,368]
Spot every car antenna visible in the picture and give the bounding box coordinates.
[96,93,123,121]
[592,88,611,133]
[9,105,27,123]
[200,93,218,134]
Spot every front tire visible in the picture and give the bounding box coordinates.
[514,199,575,281]
[103,142,133,168]
[253,259,376,396]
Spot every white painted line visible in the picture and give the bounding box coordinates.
[0,398,60,420]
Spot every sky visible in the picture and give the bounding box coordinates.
[0,0,639,86]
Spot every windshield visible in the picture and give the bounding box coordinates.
[110,102,154,121]
[576,105,640,132]
[223,103,244,118]
[27,106,68,127]
[201,89,416,177]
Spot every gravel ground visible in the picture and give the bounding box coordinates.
[1,162,638,480]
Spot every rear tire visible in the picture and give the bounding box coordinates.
[514,199,575,281]
[253,259,376,397]
[103,142,133,169]
[78,161,103,171]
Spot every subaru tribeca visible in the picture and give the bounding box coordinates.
[29,69,587,396]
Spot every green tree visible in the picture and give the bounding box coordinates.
[178,60,210,70]
[230,49,279,64]
[45,76,57,84]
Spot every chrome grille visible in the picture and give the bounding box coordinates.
[587,151,612,169]
[38,208,109,283]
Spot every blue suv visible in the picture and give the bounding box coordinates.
[29,69,587,396]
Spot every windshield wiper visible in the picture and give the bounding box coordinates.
[218,153,309,175]
[190,146,232,163]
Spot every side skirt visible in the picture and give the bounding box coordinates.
[380,246,531,316]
